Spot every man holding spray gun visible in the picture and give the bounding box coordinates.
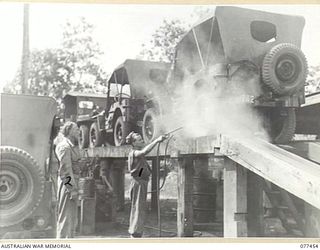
[125,127,183,238]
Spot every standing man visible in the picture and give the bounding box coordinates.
[125,132,167,238]
[55,121,80,238]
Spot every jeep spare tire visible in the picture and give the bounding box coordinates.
[262,43,308,95]
[0,146,45,227]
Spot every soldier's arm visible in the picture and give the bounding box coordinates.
[134,135,168,158]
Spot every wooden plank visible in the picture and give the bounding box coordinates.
[247,171,264,237]
[81,145,131,158]
[100,159,117,222]
[303,92,320,107]
[223,158,248,237]
[177,157,194,237]
[80,135,221,158]
[220,136,320,210]
[151,159,158,213]
[193,157,217,222]
[111,160,125,211]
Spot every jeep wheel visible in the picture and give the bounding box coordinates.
[0,146,45,227]
[89,122,103,148]
[114,116,130,146]
[79,125,89,149]
[266,108,296,144]
[142,108,160,144]
[262,43,308,95]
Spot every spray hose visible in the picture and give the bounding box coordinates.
[154,127,182,237]
[147,135,174,194]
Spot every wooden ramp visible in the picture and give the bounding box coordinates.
[219,136,320,210]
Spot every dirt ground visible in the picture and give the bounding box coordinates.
[91,198,223,238]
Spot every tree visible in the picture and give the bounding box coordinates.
[138,7,215,63]
[5,17,107,101]
[138,19,187,63]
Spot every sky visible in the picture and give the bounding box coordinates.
[0,3,320,91]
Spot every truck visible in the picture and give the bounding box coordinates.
[0,93,58,238]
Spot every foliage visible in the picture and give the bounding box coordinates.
[306,65,320,94]
[138,19,187,63]
[190,6,215,21]
[5,17,107,101]
[138,7,215,63]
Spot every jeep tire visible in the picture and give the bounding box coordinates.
[89,122,103,148]
[79,124,89,149]
[142,108,160,144]
[267,108,296,144]
[0,146,45,227]
[114,116,130,146]
[262,43,308,95]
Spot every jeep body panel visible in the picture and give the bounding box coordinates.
[0,94,57,166]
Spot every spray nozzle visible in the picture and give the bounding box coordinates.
[164,127,183,137]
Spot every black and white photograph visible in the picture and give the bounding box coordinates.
[0,2,319,242]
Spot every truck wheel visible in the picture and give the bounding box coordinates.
[268,108,296,144]
[262,43,308,96]
[0,146,45,227]
[114,116,130,146]
[89,122,103,148]
[79,125,89,149]
[142,108,160,144]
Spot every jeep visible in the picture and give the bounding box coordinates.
[84,59,170,147]
[165,6,308,143]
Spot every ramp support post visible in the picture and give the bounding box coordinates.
[177,156,194,237]
[111,159,125,211]
[247,171,264,236]
[223,158,248,237]
[151,159,159,212]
